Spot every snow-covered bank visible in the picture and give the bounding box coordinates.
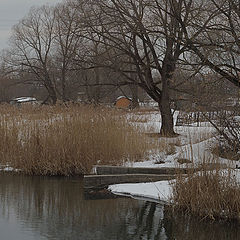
[108,169,240,205]
[109,180,174,204]
[126,109,239,169]
[109,110,240,204]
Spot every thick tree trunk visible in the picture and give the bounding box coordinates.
[159,76,175,136]
[159,99,175,136]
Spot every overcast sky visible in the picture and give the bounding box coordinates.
[0,0,62,51]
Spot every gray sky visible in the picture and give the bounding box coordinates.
[0,0,62,51]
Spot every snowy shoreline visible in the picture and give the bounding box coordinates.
[109,180,174,204]
[107,110,240,203]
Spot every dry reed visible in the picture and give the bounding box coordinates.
[171,159,240,221]
[0,104,151,176]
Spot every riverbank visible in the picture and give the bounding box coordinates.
[108,167,240,221]
[106,109,240,221]
[1,103,240,221]
[0,104,220,175]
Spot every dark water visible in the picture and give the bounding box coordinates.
[0,174,239,240]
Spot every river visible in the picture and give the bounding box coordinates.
[0,174,239,240]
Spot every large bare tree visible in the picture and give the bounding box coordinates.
[6,6,58,103]
[78,0,199,135]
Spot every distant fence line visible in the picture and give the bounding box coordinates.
[175,110,236,126]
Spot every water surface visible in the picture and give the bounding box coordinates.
[0,174,239,240]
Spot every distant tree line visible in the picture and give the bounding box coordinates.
[0,0,240,135]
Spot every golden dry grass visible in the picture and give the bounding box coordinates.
[171,159,240,221]
[0,104,152,176]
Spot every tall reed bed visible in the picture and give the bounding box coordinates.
[0,104,150,176]
[171,158,240,221]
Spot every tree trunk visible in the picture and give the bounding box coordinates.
[44,70,57,104]
[93,67,100,103]
[49,87,57,104]
[129,83,139,109]
[46,80,57,104]
[159,76,175,136]
[61,67,67,102]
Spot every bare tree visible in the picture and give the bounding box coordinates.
[54,0,82,101]
[176,0,240,87]
[3,1,86,104]
[77,0,199,135]
[5,6,58,103]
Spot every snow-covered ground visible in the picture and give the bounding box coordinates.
[109,180,174,204]
[109,109,240,203]
[126,110,218,168]
[109,168,240,204]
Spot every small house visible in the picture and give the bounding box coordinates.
[115,96,132,108]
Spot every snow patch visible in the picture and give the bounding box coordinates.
[109,180,174,203]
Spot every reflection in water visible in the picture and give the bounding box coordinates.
[0,174,239,240]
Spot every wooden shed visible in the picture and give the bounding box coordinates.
[115,96,131,108]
